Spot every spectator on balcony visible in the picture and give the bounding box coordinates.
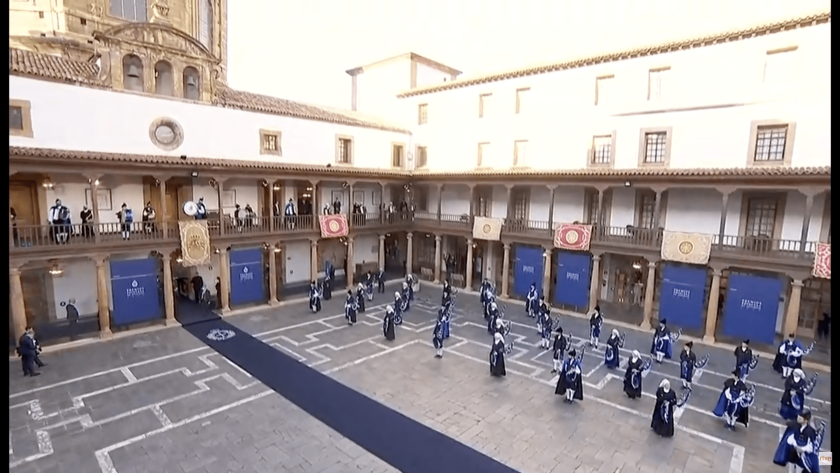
[284,198,297,230]
[48,199,71,244]
[233,204,244,232]
[273,199,281,220]
[142,201,157,234]
[10,207,18,245]
[78,205,94,240]
[332,197,342,215]
[244,204,255,229]
[195,197,208,220]
[116,203,133,240]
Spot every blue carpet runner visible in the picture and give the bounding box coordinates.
[182,315,521,473]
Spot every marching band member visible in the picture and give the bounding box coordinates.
[405,274,415,302]
[308,281,322,313]
[604,329,622,369]
[482,283,496,321]
[344,290,358,326]
[433,307,447,358]
[555,349,584,403]
[365,271,375,301]
[650,379,678,438]
[382,305,396,341]
[442,279,453,307]
[734,339,755,380]
[774,333,812,379]
[712,370,753,431]
[779,369,817,421]
[376,267,386,294]
[773,410,825,473]
[441,294,454,339]
[526,283,539,319]
[394,291,405,325]
[650,319,675,363]
[489,332,509,377]
[401,281,412,311]
[487,301,501,335]
[588,305,604,348]
[538,298,552,349]
[551,327,568,374]
[355,283,366,313]
[479,279,491,308]
[623,351,648,400]
[535,295,547,336]
[680,342,697,390]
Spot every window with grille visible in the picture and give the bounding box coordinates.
[415,146,428,168]
[199,0,213,52]
[391,144,404,168]
[110,0,147,22]
[337,138,352,164]
[475,190,491,217]
[515,88,529,114]
[754,125,788,162]
[511,190,528,220]
[595,76,613,106]
[479,94,492,118]
[637,192,657,229]
[477,142,489,167]
[418,104,428,125]
[591,135,612,164]
[648,68,669,101]
[9,106,23,130]
[514,140,528,166]
[745,198,778,237]
[643,132,667,164]
[261,131,281,155]
[586,192,600,225]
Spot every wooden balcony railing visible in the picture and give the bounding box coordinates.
[504,219,551,236]
[351,212,411,228]
[714,234,816,260]
[440,213,471,228]
[10,221,180,249]
[594,225,663,248]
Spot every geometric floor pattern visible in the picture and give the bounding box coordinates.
[8,283,832,473]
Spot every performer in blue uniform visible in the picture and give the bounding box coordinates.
[442,279,453,306]
[555,349,584,403]
[779,369,818,421]
[588,305,604,348]
[308,281,322,313]
[734,339,757,380]
[712,369,754,431]
[551,327,568,374]
[393,291,405,325]
[376,267,386,294]
[382,305,396,341]
[774,333,813,379]
[487,301,501,335]
[604,329,623,369]
[441,291,454,339]
[623,350,649,400]
[650,319,676,363]
[490,332,510,377]
[344,290,358,326]
[651,379,678,438]
[537,298,552,349]
[404,274,415,302]
[773,410,825,473]
[355,283,366,313]
[433,307,447,358]
[679,341,709,390]
[323,261,334,301]
[525,283,539,318]
[400,281,412,311]
[364,271,374,301]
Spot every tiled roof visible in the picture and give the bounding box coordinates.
[9,147,412,177]
[9,48,409,133]
[11,146,829,181]
[397,11,831,98]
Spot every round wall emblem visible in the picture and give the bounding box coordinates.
[565,230,580,244]
[329,220,340,231]
[678,241,694,255]
[482,224,492,233]
[149,117,184,151]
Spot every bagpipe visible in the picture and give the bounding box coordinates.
[661,389,691,425]
[733,383,757,409]
[786,341,816,367]
[365,279,374,301]
[631,356,654,390]
[345,296,359,313]
[564,345,587,383]
[790,374,820,410]
[814,420,828,452]
[497,304,512,336]
[676,389,691,409]
[654,327,682,352]
[617,331,626,348]
[502,338,516,355]
[694,352,711,370]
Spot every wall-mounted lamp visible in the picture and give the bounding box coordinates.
[341,182,349,188]
[306,187,313,191]
[87,178,100,186]
[48,265,64,277]
[190,171,199,178]
[154,179,161,186]
[208,178,218,189]
[273,246,282,253]
[261,179,269,188]
[273,185,281,191]
[632,262,642,270]
[42,179,55,190]
[624,181,632,187]
[175,257,184,264]
[214,247,221,254]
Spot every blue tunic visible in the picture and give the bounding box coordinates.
[773,422,821,473]
[604,335,621,369]
[650,326,674,359]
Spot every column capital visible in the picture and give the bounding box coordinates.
[310,238,319,246]
[467,238,474,245]
[647,261,657,269]
[217,246,228,255]
[153,175,171,184]
[160,252,171,262]
[347,237,354,244]
[791,279,804,287]
[592,254,600,262]
[546,184,558,191]
[712,269,723,277]
[406,232,413,239]
[378,234,386,241]
[9,266,22,276]
[91,254,109,266]
[434,235,442,242]
[85,173,103,183]
[503,243,511,250]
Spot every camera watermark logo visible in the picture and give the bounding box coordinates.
[819,451,832,466]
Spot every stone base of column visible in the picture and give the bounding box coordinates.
[639,320,651,331]
[433,278,439,284]
[220,308,231,316]
[99,329,113,339]
[269,300,281,307]
[702,335,716,344]
[165,319,181,327]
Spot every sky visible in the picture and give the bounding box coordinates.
[226,0,829,109]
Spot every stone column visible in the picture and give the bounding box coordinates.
[267,181,275,231]
[501,243,511,298]
[433,235,442,283]
[717,191,731,247]
[10,266,28,342]
[406,232,414,276]
[218,247,231,314]
[436,185,443,224]
[651,189,663,230]
[703,270,722,343]
[268,246,279,306]
[465,239,474,289]
[94,255,112,336]
[310,239,319,282]
[88,176,102,242]
[346,237,355,288]
[156,177,168,237]
[161,253,176,325]
[799,193,815,256]
[783,279,804,337]
[542,247,552,298]
[378,234,386,269]
[312,182,320,230]
[547,186,557,233]
[640,261,657,330]
[589,254,601,312]
[215,180,226,235]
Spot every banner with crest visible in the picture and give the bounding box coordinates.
[178,221,211,267]
[812,243,830,279]
[553,224,592,251]
[472,216,502,241]
[319,214,349,239]
[660,231,712,265]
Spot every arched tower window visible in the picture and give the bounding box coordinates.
[154,61,174,96]
[110,0,148,22]
[183,67,201,100]
[199,0,213,53]
[123,55,144,92]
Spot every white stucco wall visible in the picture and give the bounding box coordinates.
[284,241,311,284]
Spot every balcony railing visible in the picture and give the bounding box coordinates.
[595,225,663,248]
[714,235,816,260]
[352,212,411,228]
[504,219,551,236]
[10,221,180,249]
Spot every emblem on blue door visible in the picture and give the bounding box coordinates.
[132,280,138,287]
[206,328,236,341]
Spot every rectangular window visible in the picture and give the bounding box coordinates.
[110,0,147,22]
[754,125,788,162]
[515,88,530,114]
[764,48,796,90]
[647,68,670,101]
[478,93,492,118]
[511,189,528,220]
[636,192,657,229]
[391,144,405,168]
[259,130,281,156]
[9,106,23,130]
[586,191,600,225]
[417,103,428,125]
[477,142,489,167]
[9,100,33,138]
[591,135,612,164]
[745,197,778,237]
[336,137,353,164]
[643,132,667,164]
[475,189,491,217]
[415,145,428,168]
[595,76,614,106]
[513,140,528,166]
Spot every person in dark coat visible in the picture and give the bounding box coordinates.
[356,283,366,313]
[651,379,677,437]
[623,350,646,399]
[17,327,40,377]
[382,305,396,341]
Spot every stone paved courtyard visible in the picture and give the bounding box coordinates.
[8,283,832,473]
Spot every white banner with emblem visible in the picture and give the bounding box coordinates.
[472,217,503,241]
[660,231,713,265]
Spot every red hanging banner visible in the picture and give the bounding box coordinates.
[812,243,831,279]
[319,214,349,239]
[553,224,593,252]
